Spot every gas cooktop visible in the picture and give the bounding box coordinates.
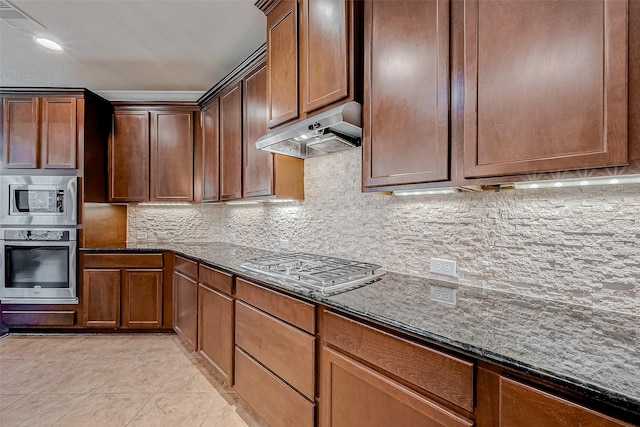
[240,252,385,294]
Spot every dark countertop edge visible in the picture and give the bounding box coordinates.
[80,245,640,418]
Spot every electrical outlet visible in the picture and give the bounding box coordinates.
[156,231,169,240]
[430,285,457,305]
[430,258,457,277]
[279,239,290,249]
[136,232,148,240]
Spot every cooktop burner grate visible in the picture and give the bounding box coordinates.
[240,252,384,293]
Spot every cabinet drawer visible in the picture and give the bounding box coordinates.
[83,253,163,269]
[323,310,474,411]
[2,310,76,326]
[236,301,315,399]
[499,377,632,427]
[199,264,233,295]
[321,347,474,427]
[235,347,315,427]
[236,278,315,334]
[174,255,197,279]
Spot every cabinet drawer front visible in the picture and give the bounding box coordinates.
[323,310,474,411]
[2,310,76,326]
[235,348,315,427]
[499,377,632,427]
[174,255,197,279]
[236,301,315,399]
[236,278,315,333]
[321,347,473,427]
[83,253,163,269]
[199,264,233,295]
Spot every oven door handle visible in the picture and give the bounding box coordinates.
[4,241,75,247]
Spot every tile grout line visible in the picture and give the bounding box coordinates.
[124,341,187,426]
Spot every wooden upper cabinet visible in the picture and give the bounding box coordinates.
[262,0,360,127]
[2,97,39,168]
[220,82,243,201]
[2,96,79,170]
[150,111,194,201]
[266,0,299,128]
[201,99,220,202]
[110,111,150,202]
[243,63,274,198]
[463,0,628,178]
[41,97,77,169]
[362,0,450,188]
[300,0,350,113]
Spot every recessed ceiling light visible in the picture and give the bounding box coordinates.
[34,37,62,51]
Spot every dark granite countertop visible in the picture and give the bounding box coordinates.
[81,242,640,417]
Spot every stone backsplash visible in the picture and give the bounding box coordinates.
[129,148,640,316]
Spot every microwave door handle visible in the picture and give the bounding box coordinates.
[68,179,77,222]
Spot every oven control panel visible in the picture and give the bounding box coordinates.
[2,229,76,241]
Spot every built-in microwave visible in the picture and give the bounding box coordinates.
[0,176,77,226]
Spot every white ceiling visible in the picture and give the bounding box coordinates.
[0,0,266,101]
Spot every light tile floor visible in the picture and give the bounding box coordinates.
[0,334,268,427]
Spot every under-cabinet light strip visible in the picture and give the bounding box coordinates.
[268,199,297,203]
[138,202,192,206]
[514,174,640,190]
[225,200,262,205]
[392,188,457,196]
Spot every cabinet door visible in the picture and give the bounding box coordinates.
[2,97,39,168]
[463,0,628,178]
[173,271,198,351]
[300,0,350,113]
[201,99,220,202]
[41,97,77,169]
[110,111,149,202]
[220,82,243,201]
[121,269,163,329]
[150,111,194,201]
[320,347,473,427]
[83,269,121,328]
[266,0,299,128]
[499,377,630,427]
[198,284,234,383]
[243,63,274,198]
[362,0,450,188]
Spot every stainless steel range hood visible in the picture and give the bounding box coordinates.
[256,101,362,159]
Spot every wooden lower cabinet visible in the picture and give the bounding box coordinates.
[82,253,166,329]
[83,267,163,329]
[198,283,234,384]
[236,300,315,399]
[234,278,316,426]
[173,270,198,351]
[321,347,473,427]
[235,347,315,427]
[1,310,76,327]
[121,270,163,328]
[83,269,121,328]
[493,376,633,427]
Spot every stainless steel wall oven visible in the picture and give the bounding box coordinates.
[0,228,78,304]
